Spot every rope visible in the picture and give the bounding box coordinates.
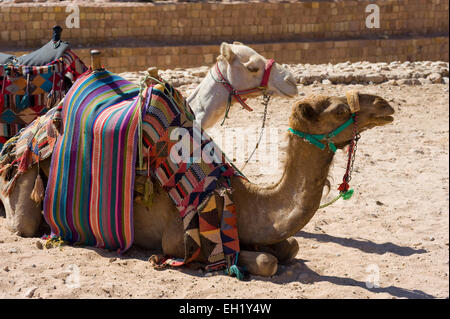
[240,93,270,171]
[319,189,354,209]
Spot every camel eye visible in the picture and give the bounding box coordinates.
[336,104,350,117]
[247,66,259,73]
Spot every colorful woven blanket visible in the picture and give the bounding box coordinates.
[1,69,242,273]
[0,107,59,194]
[0,50,86,149]
[43,70,141,253]
[141,80,241,270]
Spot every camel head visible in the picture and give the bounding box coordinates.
[218,42,298,98]
[289,92,395,150]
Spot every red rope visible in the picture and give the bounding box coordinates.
[338,112,359,193]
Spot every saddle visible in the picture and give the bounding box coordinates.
[0,53,15,65]
[0,26,87,149]
[0,26,70,66]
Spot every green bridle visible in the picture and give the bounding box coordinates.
[288,113,356,153]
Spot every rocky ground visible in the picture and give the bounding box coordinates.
[124,60,450,89]
[0,61,448,299]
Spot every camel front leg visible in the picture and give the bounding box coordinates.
[237,250,278,277]
[256,237,299,264]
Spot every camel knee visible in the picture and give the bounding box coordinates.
[255,253,278,276]
[256,237,299,264]
[238,250,278,277]
[5,202,41,237]
[9,217,40,237]
[0,175,42,237]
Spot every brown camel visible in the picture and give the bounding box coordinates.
[0,92,394,276]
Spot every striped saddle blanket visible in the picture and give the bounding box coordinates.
[9,69,242,270]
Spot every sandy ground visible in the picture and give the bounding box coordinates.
[0,73,448,299]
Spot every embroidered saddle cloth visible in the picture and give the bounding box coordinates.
[140,80,241,270]
[0,50,87,149]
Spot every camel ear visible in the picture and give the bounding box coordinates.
[298,102,318,121]
[220,42,235,63]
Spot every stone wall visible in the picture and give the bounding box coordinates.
[8,36,448,73]
[0,0,448,71]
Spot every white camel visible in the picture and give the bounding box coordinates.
[187,42,298,129]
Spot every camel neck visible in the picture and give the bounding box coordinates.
[273,134,334,211]
[232,133,335,245]
[186,61,231,129]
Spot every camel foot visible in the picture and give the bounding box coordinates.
[257,238,299,264]
[237,250,278,277]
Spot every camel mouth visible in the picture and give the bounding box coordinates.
[278,82,298,98]
[372,115,394,125]
[359,115,394,133]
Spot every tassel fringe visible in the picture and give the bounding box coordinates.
[30,173,45,204]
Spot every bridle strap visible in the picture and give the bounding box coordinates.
[287,90,362,153]
[260,58,275,89]
[288,114,355,153]
[345,90,360,113]
[211,58,276,112]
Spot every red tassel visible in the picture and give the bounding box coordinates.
[18,148,31,173]
[338,181,349,193]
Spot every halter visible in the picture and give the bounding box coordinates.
[288,90,362,207]
[210,58,275,125]
[288,115,355,153]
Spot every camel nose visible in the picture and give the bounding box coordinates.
[380,102,395,116]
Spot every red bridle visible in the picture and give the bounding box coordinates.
[212,58,275,112]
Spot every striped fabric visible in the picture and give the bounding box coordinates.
[43,70,141,253]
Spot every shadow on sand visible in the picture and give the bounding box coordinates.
[296,231,427,256]
[63,235,435,299]
[270,259,437,299]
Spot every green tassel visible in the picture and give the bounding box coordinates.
[225,265,245,281]
[341,189,354,200]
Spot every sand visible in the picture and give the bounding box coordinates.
[0,69,448,299]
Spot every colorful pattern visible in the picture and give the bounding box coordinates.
[1,70,242,271]
[0,107,60,194]
[43,70,141,253]
[141,81,241,269]
[0,50,87,149]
